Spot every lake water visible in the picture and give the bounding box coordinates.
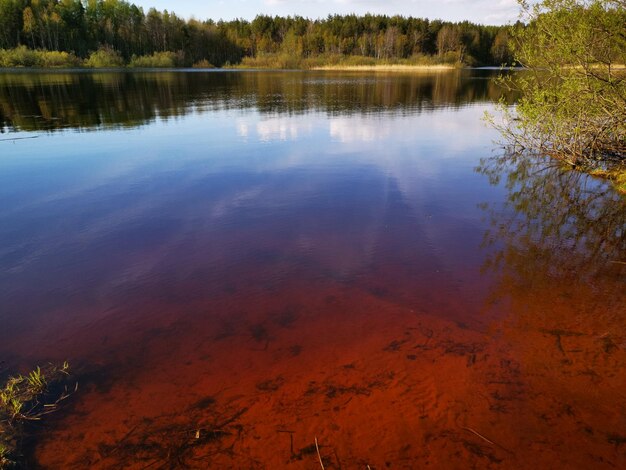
[0,70,624,469]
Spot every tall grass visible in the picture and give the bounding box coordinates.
[0,47,463,70]
[1,362,75,468]
[234,52,463,70]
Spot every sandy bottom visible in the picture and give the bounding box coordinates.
[26,276,626,469]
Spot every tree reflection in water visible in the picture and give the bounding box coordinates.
[478,148,625,293]
[0,69,515,132]
[476,149,626,467]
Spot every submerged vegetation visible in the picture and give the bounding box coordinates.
[492,0,626,189]
[0,362,75,468]
[0,0,514,68]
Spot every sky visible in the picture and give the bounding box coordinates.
[131,0,523,26]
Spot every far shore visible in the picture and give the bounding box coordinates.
[310,64,458,72]
[0,64,468,72]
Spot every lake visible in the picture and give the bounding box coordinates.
[0,69,624,469]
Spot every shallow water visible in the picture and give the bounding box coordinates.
[0,69,624,469]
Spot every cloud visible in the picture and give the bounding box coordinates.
[135,0,523,24]
[236,116,315,142]
[329,117,391,143]
[255,0,521,24]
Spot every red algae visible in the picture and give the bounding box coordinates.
[29,274,626,469]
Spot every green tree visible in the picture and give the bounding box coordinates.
[500,0,626,169]
[490,28,512,64]
[0,3,517,67]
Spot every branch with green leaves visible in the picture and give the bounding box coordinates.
[493,0,625,172]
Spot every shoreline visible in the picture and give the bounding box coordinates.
[309,64,458,72]
[0,64,474,72]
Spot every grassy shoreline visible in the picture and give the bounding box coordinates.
[0,64,466,71]
[230,52,464,70]
[0,63,465,72]
[0,47,469,71]
[310,64,457,72]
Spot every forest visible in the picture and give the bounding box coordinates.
[0,0,514,67]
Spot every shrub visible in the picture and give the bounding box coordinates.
[84,46,124,68]
[39,50,81,68]
[237,52,302,69]
[192,59,215,68]
[128,51,182,68]
[496,0,626,167]
[0,47,80,68]
[0,46,38,67]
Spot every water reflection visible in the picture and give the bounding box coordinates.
[0,103,497,345]
[0,69,516,132]
[478,149,626,294]
[476,150,626,468]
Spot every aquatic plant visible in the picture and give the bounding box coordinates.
[0,443,10,468]
[0,362,75,468]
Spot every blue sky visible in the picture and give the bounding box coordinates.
[131,0,522,25]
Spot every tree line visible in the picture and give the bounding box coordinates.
[0,0,514,67]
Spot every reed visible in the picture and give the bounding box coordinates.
[0,362,75,468]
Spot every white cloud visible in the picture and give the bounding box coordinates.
[329,117,391,143]
[135,0,523,25]
[237,121,249,138]
[240,116,314,142]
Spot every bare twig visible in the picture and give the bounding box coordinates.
[315,436,325,470]
[461,426,514,455]
[461,426,495,445]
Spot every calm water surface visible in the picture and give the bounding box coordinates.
[0,70,624,469]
